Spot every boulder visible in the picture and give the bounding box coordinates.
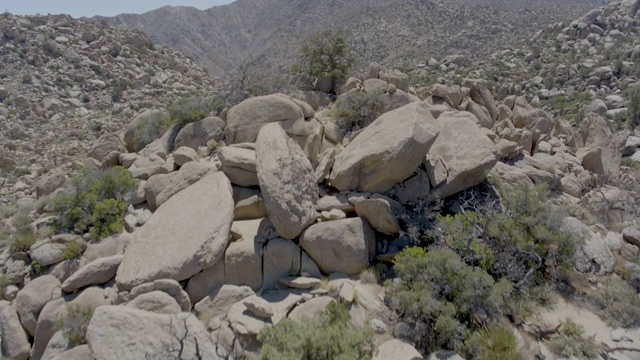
[300,218,375,276]
[36,168,66,198]
[16,275,62,336]
[144,173,176,211]
[173,116,225,150]
[427,111,500,200]
[116,172,234,290]
[232,186,268,220]
[225,94,304,144]
[329,102,439,192]
[88,133,126,164]
[61,255,123,293]
[154,161,215,209]
[126,291,182,314]
[578,114,620,179]
[263,238,302,289]
[173,147,198,166]
[242,295,274,319]
[219,146,258,187]
[379,68,410,92]
[563,217,615,275]
[86,306,216,360]
[194,285,254,318]
[186,260,225,304]
[622,226,640,248]
[289,296,334,322]
[350,193,402,235]
[374,339,422,360]
[49,345,92,360]
[0,305,31,360]
[32,287,107,360]
[224,220,264,291]
[256,123,317,239]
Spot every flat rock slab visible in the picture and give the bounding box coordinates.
[116,172,234,290]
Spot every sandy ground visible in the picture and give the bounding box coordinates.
[527,296,640,359]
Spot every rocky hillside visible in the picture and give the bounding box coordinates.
[0,12,215,205]
[2,1,640,360]
[95,0,604,78]
[410,0,640,124]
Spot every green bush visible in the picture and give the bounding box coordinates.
[432,183,574,289]
[468,326,522,360]
[593,277,640,328]
[56,305,94,346]
[294,27,355,91]
[0,274,8,300]
[52,167,136,240]
[550,319,599,359]
[132,111,173,152]
[31,261,49,274]
[167,96,212,127]
[258,301,376,360]
[62,242,84,260]
[385,247,512,354]
[625,86,640,128]
[333,90,385,133]
[8,214,36,255]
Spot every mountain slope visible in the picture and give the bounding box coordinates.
[95,0,605,78]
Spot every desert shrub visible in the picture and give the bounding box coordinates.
[593,277,640,328]
[432,183,574,289]
[385,247,512,354]
[467,326,522,360]
[625,86,640,128]
[258,301,376,360]
[42,41,63,58]
[550,319,599,359]
[56,305,94,346]
[52,167,136,240]
[31,260,49,274]
[62,242,84,260]
[333,90,385,133]
[0,202,17,219]
[294,27,355,91]
[132,111,172,151]
[21,73,32,84]
[167,96,212,127]
[0,274,8,300]
[8,214,36,255]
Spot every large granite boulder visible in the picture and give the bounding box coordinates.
[116,172,234,290]
[329,102,439,192]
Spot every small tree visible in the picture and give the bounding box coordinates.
[295,28,355,92]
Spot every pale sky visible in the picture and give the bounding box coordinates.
[0,0,235,18]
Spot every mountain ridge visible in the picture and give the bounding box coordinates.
[94,0,606,78]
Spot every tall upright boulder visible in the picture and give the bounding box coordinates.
[256,123,317,239]
[329,102,439,192]
[116,172,234,290]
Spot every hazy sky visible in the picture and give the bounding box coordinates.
[0,0,235,18]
